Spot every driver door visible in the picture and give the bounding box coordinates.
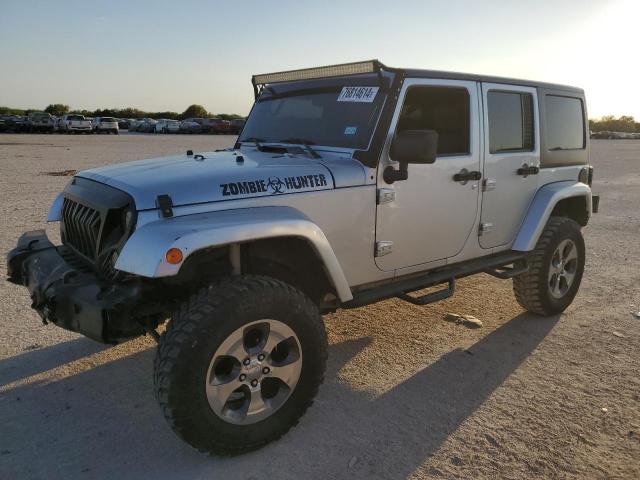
[375,79,481,271]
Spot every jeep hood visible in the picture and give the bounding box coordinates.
[77,148,367,210]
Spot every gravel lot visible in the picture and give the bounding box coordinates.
[0,135,638,479]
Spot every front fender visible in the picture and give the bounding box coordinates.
[115,206,353,301]
[513,181,592,251]
[47,193,63,222]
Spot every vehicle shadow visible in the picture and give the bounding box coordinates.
[0,337,108,387]
[0,312,559,480]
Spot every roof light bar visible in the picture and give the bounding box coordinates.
[253,60,381,86]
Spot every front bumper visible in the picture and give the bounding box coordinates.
[7,230,148,343]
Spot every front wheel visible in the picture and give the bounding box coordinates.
[513,216,585,316]
[154,275,327,455]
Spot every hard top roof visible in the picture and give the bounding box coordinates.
[252,59,583,94]
[401,67,583,93]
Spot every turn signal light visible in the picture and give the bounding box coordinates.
[165,248,184,265]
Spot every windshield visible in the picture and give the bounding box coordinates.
[240,86,386,150]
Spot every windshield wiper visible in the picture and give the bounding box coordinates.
[278,138,321,158]
[240,136,265,148]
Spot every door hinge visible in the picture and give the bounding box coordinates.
[483,178,496,191]
[479,222,494,235]
[375,241,394,257]
[377,188,396,205]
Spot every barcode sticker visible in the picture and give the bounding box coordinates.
[337,86,379,103]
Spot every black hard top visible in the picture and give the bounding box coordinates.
[398,67,583,93]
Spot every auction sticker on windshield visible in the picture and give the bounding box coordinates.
[337,86,379,103]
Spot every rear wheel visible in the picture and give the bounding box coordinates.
[513,216,585,315]
[154,275,327,455]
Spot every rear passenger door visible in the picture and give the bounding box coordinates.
[479,84,540,249]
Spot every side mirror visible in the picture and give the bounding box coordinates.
[384,130,438,183]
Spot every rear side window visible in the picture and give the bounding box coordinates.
[487,91,534,153]
[396,86,470,156]
[544,95,585,150]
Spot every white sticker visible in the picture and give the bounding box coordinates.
[337,86,379,103]
[344,126,357,135]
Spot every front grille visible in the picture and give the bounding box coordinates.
[61,197,101,259]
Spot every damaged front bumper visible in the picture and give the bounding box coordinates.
[7,230,150,343]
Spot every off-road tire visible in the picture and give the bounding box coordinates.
[154,275,327,455]
[513,216,585,316]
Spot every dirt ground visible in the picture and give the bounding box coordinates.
[0,134,638,480]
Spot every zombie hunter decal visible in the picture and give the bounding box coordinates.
[221,173,329,196]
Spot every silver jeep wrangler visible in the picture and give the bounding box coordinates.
[7,60,599,454]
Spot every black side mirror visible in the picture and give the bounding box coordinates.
[384,129,438,183]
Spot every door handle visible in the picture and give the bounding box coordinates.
[453,169,482,183]
[517,164,539,177]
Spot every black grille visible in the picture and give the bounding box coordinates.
[61,197,101,259]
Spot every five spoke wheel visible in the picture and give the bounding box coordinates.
[548,238,578,299]
[205,319,302,425]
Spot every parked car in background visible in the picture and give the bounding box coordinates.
[155,119,181,134]
[118,118,132,130]
[27,112,55,133]
[229,118,246,135]
[135,118,158,133]
[61,114,92,133]
[128,119,142,132]
[179,120,202,134]
[183,117,205,127]
[92,117,119,134]
[202,117,230,134]
[53,116,64,132]
[4,116,29,132]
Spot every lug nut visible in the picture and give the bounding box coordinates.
[262,367,270,374]
[258,354,265,361]
[251,379,259,387]
[243,358,250,366]
[239,374,246,381]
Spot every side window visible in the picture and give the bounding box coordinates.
[545,95,585,150]
[487,91,534,153]
[395,86,470,156]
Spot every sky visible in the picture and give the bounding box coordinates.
[0,0,637,119]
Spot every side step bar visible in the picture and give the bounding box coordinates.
[343,251,528,309]
[397,278,455,306]
[483,259,529,279]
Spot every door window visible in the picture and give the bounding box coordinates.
[487,91,534,153]
[394,86,470,156]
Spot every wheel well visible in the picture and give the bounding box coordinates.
[551,196,589,226]
[169,237,336,308]
[244,237,335,307]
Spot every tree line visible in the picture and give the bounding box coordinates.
[2,104,638,132]
[589,115,640,133]
[0,104,244,120]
